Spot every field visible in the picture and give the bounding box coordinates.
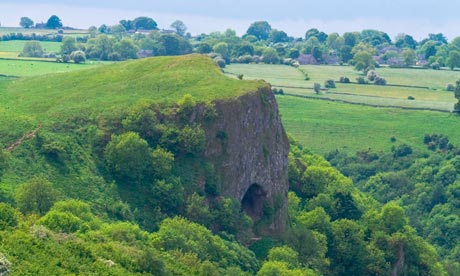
[0,59,103,77]
[0,27,89,36]
[0,40,62,54]
[225,63,460,154]
[225,64,457,112]
[277,95,460,154]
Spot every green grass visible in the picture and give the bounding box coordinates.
[0,55,265,137]
[0,59,103,77]
[226,64,457,111]
[277,95,460,155]
[0,40,62,53]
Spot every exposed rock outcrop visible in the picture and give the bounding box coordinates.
[204,84,289,233]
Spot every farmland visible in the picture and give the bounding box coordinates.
[225,64,457,112]
[225,63,460,154]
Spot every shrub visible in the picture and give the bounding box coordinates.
[214,57,226,68]
[21,40,43,57]
[374,76,387,85]
[179,125,206,155]
[108,52,121,61]
[446,83,455,91]
[366,70,377,81]
[431,62,441,70]
[105,132,152,182]
[40,210,83,233]
[314,83,321,94]
[356,76,368,84]
[237,74,244,80]
[0,203,19,230]
[392,143,413,157]
[339,77,350,83]
[408,96,415,100]
[15,176,58,215]
[70,50,86,64]
[324,79,336,88]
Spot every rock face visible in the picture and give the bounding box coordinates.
[204,85,289,233]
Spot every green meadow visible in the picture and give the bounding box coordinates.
[0,40,62,53]
[226,64,457,112]
[0,59,102,77]
[277,95,460,155]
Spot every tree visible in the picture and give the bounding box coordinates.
[70,50,86,64]
[105,132,152,182]
[262,47,280,64]
[60,36,77,55]
[114,38,139,59]
[448,51,460,70]
[170,20,187,37]
[20,41,43,57]
[15,176,58,215]
[352,50,376,73]
[269,29,288,43]
[119,19,133,31]
[402,49,417,67]
[132,16,158,30]
[46,15,62,29]
[211,42,228,62]
[246,21,272,41]
[19,17,34,28]
[455,79,460,114]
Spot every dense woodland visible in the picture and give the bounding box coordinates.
[0,14,459,276]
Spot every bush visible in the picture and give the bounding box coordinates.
[314,83,321,94]
[356,77,368,84]
[70,50,86,64]
[214,57,226,68]
[374,76,387,85]
[324,79,336,88]
[0,203,19,230]
[40,210,83,233]
[237,74,244,80]
[105,132,152,182]
[15,176,58,215]
[366,70,377,81]
[21,40,43,57]
[431,62,441,70]
[408,96,415,100]
[339,77,350,83]
[446,83,455,91]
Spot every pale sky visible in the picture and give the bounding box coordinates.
[1,0,459,40]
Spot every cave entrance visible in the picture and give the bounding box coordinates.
[241,184,267,221]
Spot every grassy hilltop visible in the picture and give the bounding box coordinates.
[0,55,264,145]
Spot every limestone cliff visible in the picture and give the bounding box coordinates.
[203,85,289,233]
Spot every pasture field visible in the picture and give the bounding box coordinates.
[277,95,460,155]
[0,40,62,53]
[226,64,457,111]
[0,59,103,77]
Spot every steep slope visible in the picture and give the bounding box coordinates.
[0,54,289,233]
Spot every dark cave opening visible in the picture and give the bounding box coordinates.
[241,184,267,221]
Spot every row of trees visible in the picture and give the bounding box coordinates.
[13,15,460,71]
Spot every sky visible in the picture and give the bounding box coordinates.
[1,0,460,40]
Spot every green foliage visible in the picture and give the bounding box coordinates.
[70,50,86,64]
[20,40,43,57]
[246,21,272,41]
[177,93,196,121]
[156,217,259,273]
[15,176,58,215]
[40,210,83,233]
[46,15,62,29]
[105,132,152,182]
[151,147,174,179]
[61,36,77,55]
[179,125,206,155]
[0,203,19,230]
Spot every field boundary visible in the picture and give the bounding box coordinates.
[280,93,453,113]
